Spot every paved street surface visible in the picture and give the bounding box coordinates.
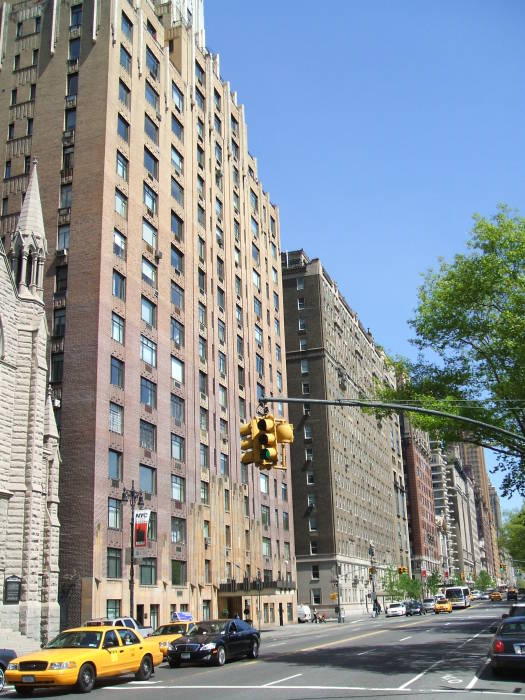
[3,601,524,699]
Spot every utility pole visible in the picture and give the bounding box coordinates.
[369,543,376,610]
[121,481,144,619]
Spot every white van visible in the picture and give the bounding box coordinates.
[297,604,313,623]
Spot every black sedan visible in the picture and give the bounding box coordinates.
[0,649,17,690]
[405,600,426,616]
[490,616,525,674]
[167,619,260,667]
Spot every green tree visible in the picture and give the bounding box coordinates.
[426,571,442,595]
[451,573,465,587]
[499,507,525,564]
[474,570,494,592]
[383,566,403,600]
[376,207,525,495]
[400,576,423,600]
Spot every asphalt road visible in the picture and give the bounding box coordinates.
[3,600,524,699]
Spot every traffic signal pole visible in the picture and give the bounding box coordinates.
[259,397,525,446]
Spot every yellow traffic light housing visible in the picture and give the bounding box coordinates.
[276,420,294,445]
[397,567,403,575]
[257,415,278,469]
[240,418,259,465]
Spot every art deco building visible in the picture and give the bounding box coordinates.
[459,443,499,578]
[281,250,408,617]
[0,0,295,628]
[0,163,60,647]
[400,418,439,582]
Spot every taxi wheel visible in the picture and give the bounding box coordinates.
[0,667,5,692]
[215,646,226,666]
[136,655,153,681]
[14,687,34,697]
[76,663,96,693]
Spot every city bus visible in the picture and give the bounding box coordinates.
[444,586,471,608]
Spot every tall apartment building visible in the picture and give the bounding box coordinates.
[281,250,408,617]
[431,443,455,580]
[0,0,296,628]
[488,484,503,534]
[459,443,499,578]
[400,418,439,583]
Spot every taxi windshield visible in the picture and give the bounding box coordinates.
[152,624,188,636]
[46,631,102,649]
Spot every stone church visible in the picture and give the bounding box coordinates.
[0,162,60,646]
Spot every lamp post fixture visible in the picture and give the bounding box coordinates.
[369,542,376,608]
[121,480,144,619]
[256,569,262,632]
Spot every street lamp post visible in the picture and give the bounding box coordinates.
[121,480,144,619]
[256,569,262,632]
[369,543,376,610]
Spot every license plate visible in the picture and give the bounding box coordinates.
[181,653,190,660]
[513,644,525,654]
[22,676,35,683]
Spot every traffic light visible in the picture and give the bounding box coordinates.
[257,415,279,469]
[397,567,403,575]
[460,572,465,581]
[276,420,294,445]
[369,567,373,581]
[240,418,259,465]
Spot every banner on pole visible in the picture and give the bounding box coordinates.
[134,510,151,548]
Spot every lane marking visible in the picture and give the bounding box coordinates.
[397,657,444,690]
[266,642,286,647]
[357,648,375,656]
[108,685,409,692]
[127,680,162,684]
[465,657,490,689]
[263,673,302,687]
[399,636,412,642]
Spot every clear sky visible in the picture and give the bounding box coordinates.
[205,1,525,512]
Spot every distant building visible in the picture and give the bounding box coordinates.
[0,163,60,646]
[281,250,408,617]
[401,418,440,584]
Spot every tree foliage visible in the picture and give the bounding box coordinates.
[400,575,422,599]
[426,571,442,595]
[383,566,403,600]
[474,570,494,592]
[499,508,525,564]
[376,207,525,495]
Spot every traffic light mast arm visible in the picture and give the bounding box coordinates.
[259,396,525,445]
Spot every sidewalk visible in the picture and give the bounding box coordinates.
[259,611,374,636]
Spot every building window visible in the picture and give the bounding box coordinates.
[145,81,159,111]
[111,312,125,343]
[308,516,317,532]
[112,270,126,301]
[140,557,157,585]
[310,540,318,554]
[143,182,157,214]
[69,38,80,59]
[260,473,269,494]
[200,480,209,504]
[262,537,271,557]
[171,394,185,425]
[141,296,156,327]
[139,421,156,451]
[53,308,66,337]
[224,489,230,512]
[261,505,270,527]
[171,474,185,502]
[304,424,313,440]
[171,317,184,347]
[171,214,184,243]
[171,178,184,206]
[110,356,124,388]
[65,108,76,131]
[299,339,307,351]
[140,377,156,408]
[106,599,121,619]
[171,146,183,174]
[171,282,184,310]
[108,498,121,529]
[139,463,156,494]
[145,47,159,80]
[172,82,184,111]
[311,589,321,605]
[200,443,209,470]
[172,560,186,586]
[109,402,123,433]
[171,114,183,140]
[220,453,229,477]
[67,73,78,96]
[107,548,122,579]
[171,356,184,385]
[60,184,72,208]
[120,45,131,73]
[171,517,186,544]
[140,335,157,366]
[302,382,310,396]
[108,449,122,481]
[115,189,127,218]
[116,150,129,181]
[283,512,289,530]
[171,434,184,461]
[195,87,205,110]
[142,218,157,249]
[144,147,158,180]
[144,113,158,145]
[50,353,63,382]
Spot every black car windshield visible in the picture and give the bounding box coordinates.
[46,631,102,649]
[501,621,525,635]
[190,621,228,635]
[152,624,189,636]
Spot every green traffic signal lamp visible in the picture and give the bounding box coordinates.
[257,415,279,468]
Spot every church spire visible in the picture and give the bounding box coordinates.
[10,159,47,298]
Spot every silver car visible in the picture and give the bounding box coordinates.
[423,597,436,612]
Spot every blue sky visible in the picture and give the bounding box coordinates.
[205,1,525,512]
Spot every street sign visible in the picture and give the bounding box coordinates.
[421,569,427,578]
[329,592,338,600]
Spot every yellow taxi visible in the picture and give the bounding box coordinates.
[149,621,196,657]
[434,597,453,614]
[489,590,503,601]
[5,626,163,695]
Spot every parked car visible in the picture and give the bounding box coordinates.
[167,619,259,667]
[503,603,525,619]
[5,626,163,695]
[435,597,453,614]
[386,602,406,618]
[0,649,17,691]
[470,590,481,600]
[490,616,525,674]
[422,597,436,612]
[84,616,153,638]
[150,621,196,657]
[297,605,313,623]
[481,592,491,600]
[405,600,426,616]
[490,591,503,602]
[507,589,518,601]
